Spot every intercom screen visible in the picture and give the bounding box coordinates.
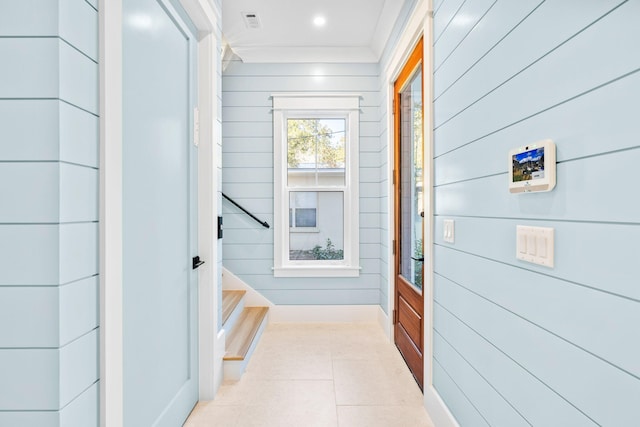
[512,147,545,182]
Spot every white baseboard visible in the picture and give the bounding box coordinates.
[425,385,460,427]
[378,306,391,339]
[212,329,225,395]
[269,304,379,323]
[221,267,274,308]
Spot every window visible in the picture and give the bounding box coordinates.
[289,191,317,229]
[273,94,360,277]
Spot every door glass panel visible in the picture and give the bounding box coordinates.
[287,119,346,187]
[399,69,423,291]
[289,191,344,260]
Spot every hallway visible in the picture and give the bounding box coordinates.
[185,323,433,426]
[2,0,639,424]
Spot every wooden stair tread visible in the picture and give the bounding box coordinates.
[222,290,246,326]
[224,307,269,361]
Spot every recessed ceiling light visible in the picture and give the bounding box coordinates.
[313,16,326,27]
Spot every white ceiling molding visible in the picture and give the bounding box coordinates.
[231,46,378,64]
[221,40,241,71]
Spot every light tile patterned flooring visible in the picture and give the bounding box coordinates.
[184,323,434,427]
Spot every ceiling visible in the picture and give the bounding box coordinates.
[221,0,406,63]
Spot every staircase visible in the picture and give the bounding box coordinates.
[222,289,269,380]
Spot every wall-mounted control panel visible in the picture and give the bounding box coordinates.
[443,219,455,244]
[516,225,554,268]
[509,139,556,193]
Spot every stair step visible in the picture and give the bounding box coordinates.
[222,290,246,326]
[224,307,269,361]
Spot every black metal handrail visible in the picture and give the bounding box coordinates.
[222,193,270,229]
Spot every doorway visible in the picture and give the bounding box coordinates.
[393,37,425,388]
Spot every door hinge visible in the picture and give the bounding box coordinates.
[392,169,396,185]
[393,309,398,324]
[193,107,200,147]
[392,99,396,115]
[392,239,396,255]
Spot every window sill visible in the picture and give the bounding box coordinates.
[289,227,320,233]
[273,265,361,278]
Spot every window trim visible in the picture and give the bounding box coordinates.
[273,94,360,277]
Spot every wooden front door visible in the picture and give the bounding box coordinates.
[393,38,425,388]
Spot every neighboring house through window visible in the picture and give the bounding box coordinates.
[273,94,360,277]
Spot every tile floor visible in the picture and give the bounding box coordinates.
[184,323,434,427]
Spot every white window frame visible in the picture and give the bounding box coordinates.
[273,94,360,277]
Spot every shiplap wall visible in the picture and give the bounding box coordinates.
[221,62,382,305]
[431,0,640,425]
[0,1,99,425]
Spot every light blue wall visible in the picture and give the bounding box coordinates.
[221,62,382,305]
[431,0,640,425]
[0,1,99,425]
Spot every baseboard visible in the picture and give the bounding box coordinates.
[425,385,460,427]
[213,329,225,394]
[269,304,379,323]
[377,306,391,339]
[221,267,274,308]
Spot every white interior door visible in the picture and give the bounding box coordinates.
[122,0,198,425]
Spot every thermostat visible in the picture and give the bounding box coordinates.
[509,139,556,193]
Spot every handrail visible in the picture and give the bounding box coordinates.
[222,193,270,229]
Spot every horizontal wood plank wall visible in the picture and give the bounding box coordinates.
[0,1,99,425]
[221,62,382,306]
[432,0,640,425]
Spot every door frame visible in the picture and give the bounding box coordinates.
[99,1,221,425]
[384,1,431,377]
[383,0,458,426]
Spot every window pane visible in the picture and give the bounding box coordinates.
[399,69,423,290]
[289,191,344,261]
[295,208,316,227]
[287,119,346,187]
[289,191,317,228]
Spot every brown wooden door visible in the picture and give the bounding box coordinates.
[393,38,424,388]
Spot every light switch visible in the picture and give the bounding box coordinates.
[527,234,536,256]
[518,233,527,254]
[443,219,455,244]
[516,225,554,268]
[537,235,547,258]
